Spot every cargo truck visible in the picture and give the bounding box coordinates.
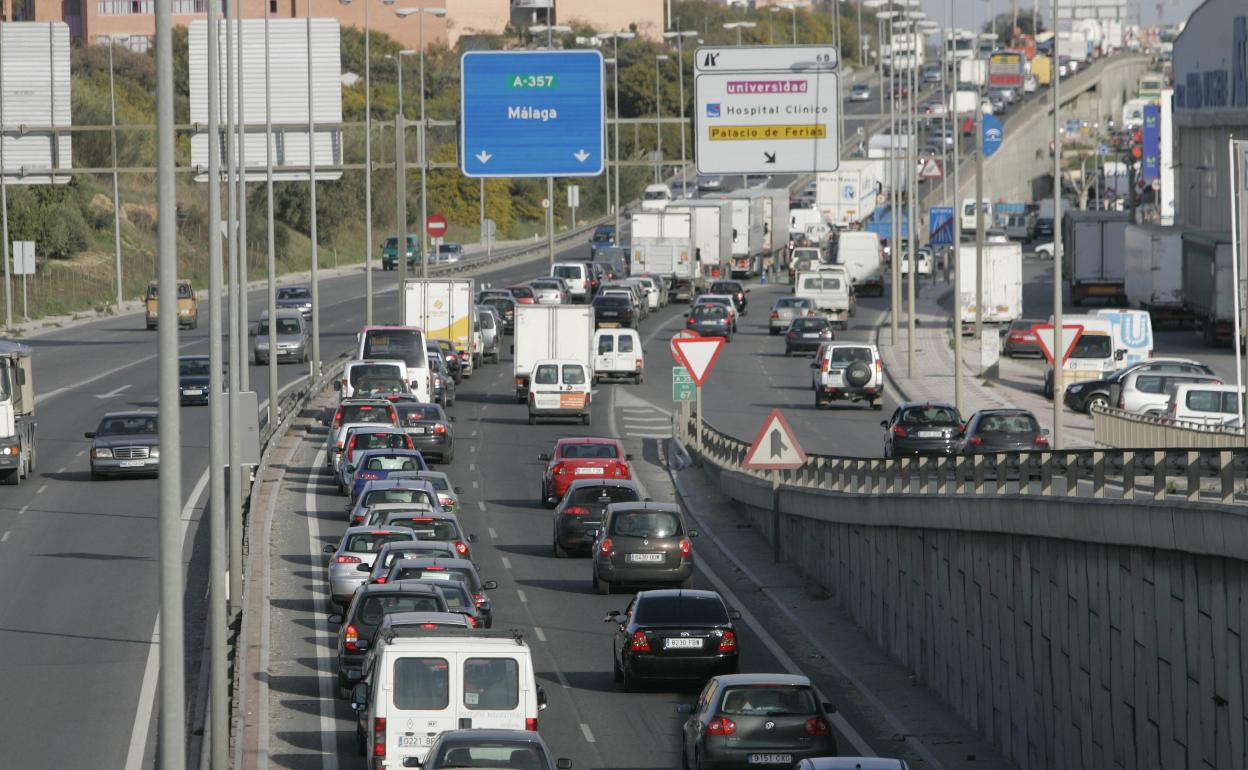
[512,305,595,400]
[725,188,788,278]
[1030,54,1053,86]
[816,160,883,228]
[404,279,477,377]
[988,51,1026,89]
[1182,230,1244,346]
[956,242,1023,334]
[629,209,695,299]
[835,231,885,297]
[667,199,734,290]
[1063,211,1129,306]
[958,59,988,87]
[0,340,34,485]
[1124,223,1189,324]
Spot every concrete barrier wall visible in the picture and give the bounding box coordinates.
[701,462,1248,770]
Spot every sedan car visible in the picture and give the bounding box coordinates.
[363,540,461,585]
[552,479,641,557]
[329,580,448,697]
[539,436,632,504]
[784,317,835,356]
[592,502,696,595]
[708,280,748,315]
[1002,319,1045,358]
[420,730,570,770]
[607,589,741,690]
[336,426,414,493]
[347,448,429,500]
[275,284,313,319]
[686,304,733,340]
[178,354,225,405]
[881,401,963,457]
[346,479,442,527]
[480,295,517,334]
[697,174,725,192]
[426,349,458,406]
[322,526,417,611]
[680,674,839,770]
[416,470,463,516]
[86,411,161,479]
[436,242,464,263]
[529,279,567,305]
[848,83,871,102]
[769,297,816,335]
[382,557,498,627]
[393,401,454,464]
[694,295,739,330]
[960,409,1049,454]
[251,309,309,365]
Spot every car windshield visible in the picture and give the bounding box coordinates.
[899,405,960,426]
[976,413,1041,434]
[610,510,682,538]
[438,244,461,254]
[97,415,158,436]
[719,685,817,716]
[1069,334,1112,359]
[397,404,446,424]
[635,595,728,625]
[559,442,619,460]
[568,485,639,507]
[179,358,211,377]
[277,287,310,300]
[344,531,413,553]
[388,518,458,541]
[362,329,427,370]
[340,404,393,424]
[643,189,668,200]
[433,742,545,770]
[259,318,303,335]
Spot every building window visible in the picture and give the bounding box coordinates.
[1201,136,1218,200]
[97,0,153,15]
[172,0,209,13]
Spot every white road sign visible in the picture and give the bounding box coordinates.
[694,45,839,175]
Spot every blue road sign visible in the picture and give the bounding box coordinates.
[928,206,955,246]
[982,114,1004,157]
[1141,104,1160,181]
[460,50,605,178]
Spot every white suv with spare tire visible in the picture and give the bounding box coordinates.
[810,342,884,410]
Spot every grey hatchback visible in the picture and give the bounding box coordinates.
[592,502,697,595]
[86,411,161,479]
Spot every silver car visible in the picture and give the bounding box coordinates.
[323,525,417,610]
[770,296,817,335]
[251,309,309,365]
[476,305,502,363]
[86,411,161,479]
[275,285,314,319]
[529,279,566,305]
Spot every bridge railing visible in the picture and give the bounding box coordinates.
[1090,404,1247,450]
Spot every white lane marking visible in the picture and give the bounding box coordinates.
[623,416,670,424]
[627,432,672,440]
[18,505,28,516]
[580,723,596,744]
[488,527,497,540]
[621,407,655,414]
[534,626,547,642]
[36,484,47,495]
[471,481,479,489]
[501,557,512,570]
[477,501,486,511]
[305,449,342,770]
[1,531,9,543]
[470,445,478,453]
[516,589,528,604]
[93,384,133,400]
[124,467,211,770]
[554,668,571,689]
[471,430,479,438]
[76,450,85,458]
[56,467,67,474]
[36,339,199,405]
[469,463,476,471]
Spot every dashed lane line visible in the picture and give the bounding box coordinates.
[580,724,596,744]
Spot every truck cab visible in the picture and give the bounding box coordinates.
[0,340,35,485]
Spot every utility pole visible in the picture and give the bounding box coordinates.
[1052,0,1064,448]
[949,0,963,416]
[223,0,243,619]
[1,20,10,331]
[235,0,250,393]
[108,38,125,308]
[974,74,985,339]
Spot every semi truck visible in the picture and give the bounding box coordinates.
[667,199,734,289]
[725,188,788,278]
[1124,223,1188,323]
[0,340,35,485]
[956,242,1023,334]
[404,278,477,376]
[1063,211,1130,306]
[629,210,696,298]
[815,160,883,228]
[512,305,595,400]
[1181,230,1243,346]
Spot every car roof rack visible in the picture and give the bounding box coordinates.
[383,627,526,645]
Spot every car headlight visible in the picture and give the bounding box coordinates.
[92,447,114,459]
[179,308,191,315]
[1067,384,1084,394]
[150,447,160,459]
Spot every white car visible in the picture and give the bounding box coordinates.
[528,279,567,305]
[811,342,884,410]
[1033,242,1055,259]
[849,84,871,102]
[641,184,672,211]
[527,359,593,425]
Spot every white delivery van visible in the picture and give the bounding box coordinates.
[352,629,546,770]
[795,268,852,329]
[512,305,595,400]
[961,199,992,231]
[551,262,591,302]
[358,326,431,403]
[593,329,644,384]
[1093,309,1153,366]
[339,360,409,400]
[641,184,673,211]
[1041,315,1124,398]
[528,359,593,425]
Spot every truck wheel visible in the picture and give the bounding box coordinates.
[581,412,591,426]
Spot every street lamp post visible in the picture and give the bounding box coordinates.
[722,21,756,47]
[597,32,636,240]
[305,0,322,380]
[947,0,963,415]
[107,35,128,308]
[388,48,414,322]
[654,54,669,186]
[529,22,572,266]
[235,0,250,393]
[1052,0,1065,447]
[602,55,615,220]
[264,0,278,429]
[664,30,696,199]
[339,0,382,325]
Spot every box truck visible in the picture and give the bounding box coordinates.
[956,242,1023,333]
[666,199,734,295]
[512,305,595,400]
[1182,230,1244,346]
[725,188,788,278]
[835,231,885,297]
[629,210,695,298]
[1124,223,1188,323]
[1063,211,1130,306]
[404,279,477,377]
[0,340,35,485]
[816,160,883,228]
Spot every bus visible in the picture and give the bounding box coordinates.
[1137,73,1165,102]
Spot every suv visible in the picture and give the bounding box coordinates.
[382,234,421,270]
[1062,358,1216,414]
[810,342,883,410]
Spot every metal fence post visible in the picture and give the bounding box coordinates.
[973,455,985,495]
[1187,450,1201,503]
[1122,450,1135,500]
[1093,450,1105,499]
[1041,452,1053,496]
[1064,452,1079,497]
[1220,450,1234,504]
[1153,450,1166,501]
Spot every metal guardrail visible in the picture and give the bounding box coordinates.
[1091,404,1247,450]
[676,410,1248,505]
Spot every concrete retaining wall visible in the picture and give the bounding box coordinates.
[702,462,1248,770]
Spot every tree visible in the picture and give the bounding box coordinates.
[982,10,1045,40]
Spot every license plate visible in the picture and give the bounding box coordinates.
[535,395,561,409]
[802,333,820,338]
[119,460,146,468]
[748,755,792,765]
[410,427,428,434]
[574,467,604,475]
[627,553,664,563]
[396,735,434,748]
[183,389,203,396]
[917,431,943,438]
[664,637,703,649]
[601,311,618,317]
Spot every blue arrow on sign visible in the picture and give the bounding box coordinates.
[982,113,1004,158]
[928,206,954,246]
[460,50,605,178]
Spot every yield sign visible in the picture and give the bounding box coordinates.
[671,336,725,386]
[1030,324,1085,365]
[917,157,943,180]
[742,409,807,470]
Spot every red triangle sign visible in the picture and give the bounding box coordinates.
[1030,324,1084,365]
[742,409,807,470]
[671,336,725,386]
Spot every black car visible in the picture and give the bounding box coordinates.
[329,581,450,698]
[960,409,1048,454]
[394,402,454,464]
[383,556,497,627]
[1034,217,1054,238]
[1062,358,1216,414]
[275,285,313,319]
[709,280,748,315]
[426,350,457,407]
[480,296,516,334]
[784,317,834,356]
[177,354,225,405]
[419,730,569,770]
[429,340,463,383]
[552,479,641,556]
[592,293,636,329]
[881,401,963,457]
[592,224,616,247]
[685,304,733,341]
[606,589,741,690]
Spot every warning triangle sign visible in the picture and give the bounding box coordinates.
[917,157,943,180]
[671,336,725,386]
[1030,324,1084,366]
[742,409,807,471]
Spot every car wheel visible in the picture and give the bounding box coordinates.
[553,535,568,558]
[594,572,610,595]
[872,399,883,411]
[1084,394,1109,413]
[680,578,693,589]
[621,659,640,692]
[582,412,591,426]
[337,681,351,700]
[443,450,455,464]
[539,482,549,507]
[814,394,824,409]
[2,468,20,485]
[635,372,644,385]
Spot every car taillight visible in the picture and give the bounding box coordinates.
[1034,435,1049,446]
[892,425,908,438]
[373,576,387,584]
[875,359,883,374]
[335,440,345,450]
[455,540,470,556]
[705,717,737,736]
[820,359,830,373]
[968,435,984,446]
[516,377,525,387]
[563,505,589,516]
[600,537,614,556]
[554,463,567,476]
[344,623,360,652]
[687,318,696,327]
[787,331,798,338]
[373,717,386,758]
[804,717,832,736]
[717,630,737,653]
[473,593,486,607]
[335,554,362,564]
[405,436,414,448]
[629,630,651,651]
[770,310,779,319]
[525,718,538,731]
[612,464,627,478]
[466,615,477,627]
[433,424,448,434]
[678,538,692,556]
[438,495,454,507]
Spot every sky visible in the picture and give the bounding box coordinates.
[913,0,1203,31]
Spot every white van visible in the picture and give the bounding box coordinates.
[641,184,673,211]
[528,359,593,425]
[795,268,852,329]
[593,329,643,384]
[1166,383,1243,427]
[339,360,409,400]
[1093,309,1153,366]
[961,198,993,231]
[552,262,591,302]
[352,629,546,769]
[1042,315,1125,398]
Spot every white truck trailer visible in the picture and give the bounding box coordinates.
[0,340,35,485]
[956,242,1023,334]
[1124,223,1188,324]
[629,210,696,299]
[404,279,477,377]
[665,199,734,294]
[816,160,883,228]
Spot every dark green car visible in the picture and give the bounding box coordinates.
[381,234,421,270]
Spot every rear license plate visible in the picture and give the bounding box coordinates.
[628,553,664,563]
[748,755,793,765]
[396,735,434,748]
[802,333,820,338]
[917,431,943,438]
[119,460,146,468]
[183,389,203,396]
[410,427,428,434]
[602,311,618,317]
[664,637,703,649]
[574,467,604,475]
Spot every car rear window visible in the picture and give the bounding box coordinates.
[356,432,410,450]
[393,657,450,710]
[364,488,431,507]
[609,510,682,537]
[559,443,620,460]
[801,275,842,291]
[340,404,394,424]
[397,404,446,424]
[379,545,455,570]
[463,658,519,710]
[899,406,960,426]
[554,265,582,279]
[569,485,640,507]
[345,531,414,553]
[635,595,728,625]
[430,743,543,769]
[562,365,586,385]
[357,595,444,629]
[976,413,1040,434]
[367,456,421,471]
[791,318,826,331]
[386,518,458,540]
[827,347,873,365]
[422,475,450,492]
[775,298,810,309]
[719,685,817,716]
[350,364,401,388]
[394,566,473,585]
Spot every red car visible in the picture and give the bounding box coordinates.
[539,437,632,505]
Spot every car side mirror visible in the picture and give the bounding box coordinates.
[333,380,342,391]
[454,486,465,494]
[483,580,499,590]
[328,613,344,625]
[84,431,96,439]
[880,420,888,428]
[322,544,335,554]
[449,416,456,422]
[1115,349,1126,361]
[538,453,550,461]
[729,610,742,620]
[537,685,548,711]
[688,530,700,538]
[809,362,819,369]
[625,453,633,461]
[604,610,621,621]
[675,703,693,714]
[823,701,837,714]
[468,533,480,543]
[1042,428,1052,436]
[556,760,572,770]
[350,683,369,711]
[356,563,371,573]
[745,289,751,293]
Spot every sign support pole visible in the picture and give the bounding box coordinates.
[695,384,703,463]
[547,176,556,266]
[771,470,780,564]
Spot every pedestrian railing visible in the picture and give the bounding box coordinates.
[1090,404,1247,450]
[677,411,1248,505]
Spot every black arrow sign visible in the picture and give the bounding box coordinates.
[763,152,776,164]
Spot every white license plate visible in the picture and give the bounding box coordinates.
[183,389,203,396]
[748,755,793,765]
[410,427,428,434]
[628,553,664,563]
[574,467,604,475]
[802,333,820,338]
[664,637,703,649]
[917,431,943,438]
[396,735,434,748]
[119,460,146,468]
